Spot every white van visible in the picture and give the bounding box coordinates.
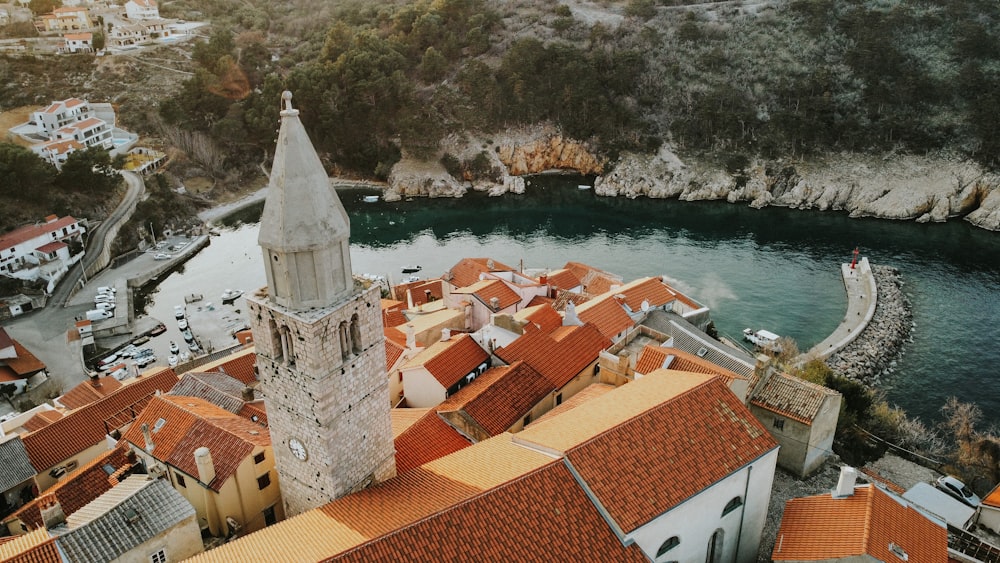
[86,309,113,322]
[97,286,116,294]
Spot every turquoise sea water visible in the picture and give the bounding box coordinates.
[144,174,1000,426]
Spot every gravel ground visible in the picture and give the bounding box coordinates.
[757,454,939,561]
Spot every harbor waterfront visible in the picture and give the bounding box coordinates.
[142,174,1000,426]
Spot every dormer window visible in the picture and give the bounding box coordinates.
[888,542,908,561]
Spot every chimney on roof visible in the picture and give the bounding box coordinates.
[195,446,216,485]
[832,466,858,498]
[424,289,432,302]
[490,296,500,311]
[539,274,548,285]
[39,495,66,529]
[89,372,100,386]
[242,387,254,401]
[406,289,414,310]
[441,328,451,342]
[563,301,583,327]
[405,324,416,349]
[141,422,154,452]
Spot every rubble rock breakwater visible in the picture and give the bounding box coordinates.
[826,265,913,385]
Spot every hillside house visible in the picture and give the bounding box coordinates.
[0,215,85,282]
[61,32,92,53]
[0,327,48,396]
[36,6,92,32]
[124,0,159,19]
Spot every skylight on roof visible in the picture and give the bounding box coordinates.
[152,418,166,433]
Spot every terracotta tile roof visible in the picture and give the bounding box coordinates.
[383,327,407,348]
[773,484,948,562]
[516,371,777,533]
[544,268,582,290]
[57,376,122,411]
[616,277,677,311]
[495,324,609,389]
[529,383,616,425]
[390,408,431,438]
[384,338,405,371]
[445,257,515,288]
[438,361,555,436]
[983,482,1000,508]
[404,334,489,389]
[858,466,905,494]
[381,308,407,328]
[119,395,269,491]
[453,279,521,311]
[22,410,63,432]
[188,435,556,563]
[71,117,104,130]
[34,241,65,254]
[0,218,79,251]
[63,33,91,40]
[8,445,135,532]
[637,346,747,387]
[392,279,444,306]
[0,529,59,563]
[236,402,268,427]
[202,348,257,385]
[575,295,634,339]
[635,344,669,374]
[332,462,648,563]
[380,298,404,310]
[4,340,46,377]
[394,410,471,474]
[514,304,563,333]
[525,294,554,308]
[22,369,178,473]
[40,139,83,155]
[750,371,839,425]
[0,327,13,351]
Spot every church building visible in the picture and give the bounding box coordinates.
[245,91,395,517]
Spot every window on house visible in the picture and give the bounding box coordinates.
[523,414,531,426]
[263,505,277,526]
[254,452,265,464]
[773,419,785,431]
[175,473,186,488]
[888,542,908,561]
[257,472,271,490]
[556,393,563,406]
[149,549,167,563]
[722,496,743,517]
[656,536,680,558]
[706,529,724,563]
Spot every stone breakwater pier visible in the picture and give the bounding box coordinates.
[825,264,913,384]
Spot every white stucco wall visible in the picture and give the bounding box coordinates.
[401,368,445,408]
[628,448,778,563]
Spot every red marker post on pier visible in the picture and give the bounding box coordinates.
[850,247,859,270]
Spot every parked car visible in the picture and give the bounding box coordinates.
[97,286,116,295]
[94,302,115,311]
[154,253,172,261]
[936,475,981,507]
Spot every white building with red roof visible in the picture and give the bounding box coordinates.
[399,333,490,408]
[61,32,92,53]
[24,98,117,168]
[124,0,159,20]
[0,215,85,282]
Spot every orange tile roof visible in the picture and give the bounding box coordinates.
[0,529,59,563]
[457,279,520,311]
[515,304,563,333]
[58,376,122,411]
[383,327,407,349]
[0,217,79,252]
[529,383,616,425]
[495,324,609,389]
[437,361,555,436]
[637,346,747,386]
[394,410,471,474]
[4,340,46,377]
[381,308,407,328]
[0,327,12,351]
[446,258,515,288]
[187,436,556,563]
[405,334,489,389]
[72,117,104,130]
[750,371,839,425]
[575,295,634,339]
[773,484,948,562]
[22,369,178,473]
[525,294,554,308]
[392,279,444,306]
[22,410,63,432]
[516,371,777,533]
[983,482,1000,508]
[203,348,257,385]
[858,466,905,494]
[544,268,582,290]
[40,139,83,155]
[236,402,268,427]
[617,277,677,311]
[63,33,91,40]
[390,408,430,438]
[384,338,405,371]
[331,462,648,562]
[120,395,269,491]
[635,344,669,374]
[8,445,135,532]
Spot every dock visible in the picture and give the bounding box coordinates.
[800,257,877,362]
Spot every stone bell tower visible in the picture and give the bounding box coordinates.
[245,91,395,517]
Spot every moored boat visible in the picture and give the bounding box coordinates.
[221,289,244,304]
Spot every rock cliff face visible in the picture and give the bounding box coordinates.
[385,126,1000,231]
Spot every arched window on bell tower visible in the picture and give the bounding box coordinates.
[279,325,295,365]
[268,319,282,362]
[339,321,351,361]
[350,314,362,356]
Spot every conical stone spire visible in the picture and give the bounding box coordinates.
[258,91,354,310]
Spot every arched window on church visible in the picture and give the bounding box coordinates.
[279,325,295,365]
[268,319,282,362]
[350,314,362,356]
[339,321,351,361]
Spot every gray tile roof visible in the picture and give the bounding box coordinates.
[53,475,195,563]
[641,310,756,378]
[168,371,247,413]
[0,435,36,492]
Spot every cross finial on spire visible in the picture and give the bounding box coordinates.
[280,90,299,117]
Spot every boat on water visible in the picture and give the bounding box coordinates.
[221,289,244,304]
[401,265,422,274]
[363,195,379,203]
[578,184,591,190]
[743,328,782,352]
[185,293,203,304]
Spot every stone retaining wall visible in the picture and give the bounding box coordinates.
[826,265,913,384]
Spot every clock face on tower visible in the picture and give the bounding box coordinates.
[288,438,308,461]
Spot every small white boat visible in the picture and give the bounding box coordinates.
[178,318,188,330]
[578,184,591,190]
[168,355,178,367]
[363,195,379,203]
[169,341,179,354]
[401,265,422,274]
[188,340,199,351]
[743,328,782,352]
[221,289,244,304]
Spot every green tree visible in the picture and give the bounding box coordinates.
[55,147,120,193]
[92,31,105,51]
[0,143,55,202]
[28,0,60,16]
[419,46,447,82]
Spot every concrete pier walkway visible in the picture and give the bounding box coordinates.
[800,257,877,362]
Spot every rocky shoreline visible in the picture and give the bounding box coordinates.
[826,265,913,385]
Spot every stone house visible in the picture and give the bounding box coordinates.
[0,436,37,522]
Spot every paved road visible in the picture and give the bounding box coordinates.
[2,171,145,413]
